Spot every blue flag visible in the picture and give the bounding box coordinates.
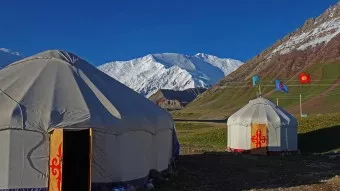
[275,79,288,93]
[252,75,260,87]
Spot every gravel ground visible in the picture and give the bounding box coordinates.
[158,152,340,191]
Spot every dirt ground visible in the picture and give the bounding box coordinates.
[158,152,340,191]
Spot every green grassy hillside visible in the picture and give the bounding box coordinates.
[173,62,340,120]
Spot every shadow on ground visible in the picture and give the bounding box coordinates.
[299,125,340,153]
[158,152,340,191]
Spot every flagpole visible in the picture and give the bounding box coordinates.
[259,84,261,97]
[300,93,302,117]
[299,81,302,117]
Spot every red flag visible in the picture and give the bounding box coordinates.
[299,73,311,84]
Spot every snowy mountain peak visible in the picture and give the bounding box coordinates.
[98,53,243,97]
[195,53,216,58]
[195,52,209,57]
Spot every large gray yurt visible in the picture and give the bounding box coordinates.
[0,50,179,191]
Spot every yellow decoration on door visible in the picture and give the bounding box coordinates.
[251,123,268,155]
[49,129,63,191]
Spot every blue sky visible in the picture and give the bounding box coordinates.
[0,0,338,65]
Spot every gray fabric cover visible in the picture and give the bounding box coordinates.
[0,50,173,132]
[0,50,175,189]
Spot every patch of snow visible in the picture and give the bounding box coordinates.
[329,6,338,18]
[98,53,243,97]
[269,17,340,57]
[298,18,340,50]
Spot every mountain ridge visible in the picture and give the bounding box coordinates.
[98,53,243,97]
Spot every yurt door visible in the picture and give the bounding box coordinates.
[49,129,92,191]
[250,124,268,155]
[49,129,63,191]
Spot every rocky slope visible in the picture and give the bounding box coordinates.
[149,88,207,111]
[175,2,340,120]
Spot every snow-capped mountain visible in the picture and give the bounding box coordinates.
[0,48,21,68]
[216,2,340,83]
[267,2,340,59]
[98,53,243,97]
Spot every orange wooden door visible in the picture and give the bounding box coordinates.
[250,123,268,155]
[49,129,63,191]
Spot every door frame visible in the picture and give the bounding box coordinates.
[48,128,93,191]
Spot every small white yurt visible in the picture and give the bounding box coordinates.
[227,97,297,155]
[0,50,180,191]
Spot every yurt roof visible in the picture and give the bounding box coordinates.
[0,50,173,133]
[227,97,297,128]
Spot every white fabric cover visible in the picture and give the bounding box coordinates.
[0,50,175,189]
[227,97,297,151]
